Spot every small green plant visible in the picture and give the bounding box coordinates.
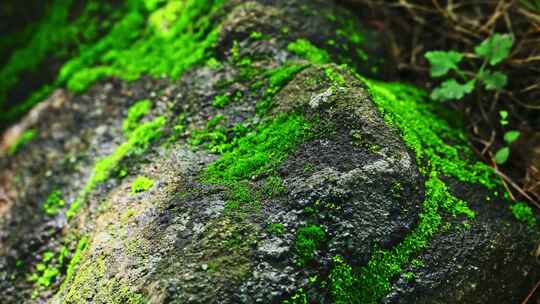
[43,190,65,216]
[425,33,513,101]
[494,111,520,165]
[131,176,155,193]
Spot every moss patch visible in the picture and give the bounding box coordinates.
[202,114,309,213]
[60,0,226,93]
[1,0,226,125]
[123,99,152,136]
[510,202,536,227]
[295,225,326,266]
[288,39,330,64]
[131,176,154,194]
[43,190,66,216]
[8,128,36,155]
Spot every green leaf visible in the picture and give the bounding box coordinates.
[499,110,509,126]
[430,79,475,101]
[425,51,464,77]
[494,147,510,164]
[503,130,520,144]
[474,34,513,66]
[479,70,507,90]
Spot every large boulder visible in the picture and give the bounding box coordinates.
[0,0,537,303]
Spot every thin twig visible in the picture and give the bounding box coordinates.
[492,165,540,209]
[521,279,540,304]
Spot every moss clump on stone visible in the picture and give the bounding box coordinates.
[1,0,226,124]
[363,79,496,189]
[60,0,226,93]
[257,63,308,113]
[203,114,309,212]
[189,114,233,154]
[58,242,146,304]
[212,94,231,109]
[8,129,36,155]
[123,99,152,136]
[205,114,309,183]
[510,202,536,227]
[288,39,330,64]
[131,176,154,194]
[43,190,65,216]
[295,224,326,266]
[346,173,473,303]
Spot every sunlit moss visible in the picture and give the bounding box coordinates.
[61,0,226,92]
[288,39,330,64]
[43,190,65,216]
[123,99,152,136]
[201,114,309,213]
[0,0,120,123]
[131,176,154,194]
[363,79,497,189]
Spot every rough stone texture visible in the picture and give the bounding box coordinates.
[0,0,538,303]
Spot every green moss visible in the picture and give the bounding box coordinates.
[189,114,232,154]
[131,176,155,193]
[205,114,309,183]
[67,116,166,219]
[212,94,231,109]
[257,63,307,114]
[29,237,86,293]
[8,129,36,155]
[43,190,66,216]
[295,224,326,266]
[61,0,225,93]
[267,223,285,235]
[203,114,309,213]
[328,255,355,303]
[403,271,415,281]
[362,79,496,189]
[0,1,121,123]
[325,67,346,87]
[62,237,89,287]
[123,99,152,136]
[329,173,476,303]
[262,175,287,197]
[2,0,225,124]
[288,39,330,64]
[59,248,146,303]
[250,31,264,40]
[510,202,536,227]
[283,289,308,304]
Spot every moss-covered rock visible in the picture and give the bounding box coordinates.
[0,0,537,303]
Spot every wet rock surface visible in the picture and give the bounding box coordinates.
[0,0,538,303]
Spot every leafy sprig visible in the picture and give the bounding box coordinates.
[425,33,513,101]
